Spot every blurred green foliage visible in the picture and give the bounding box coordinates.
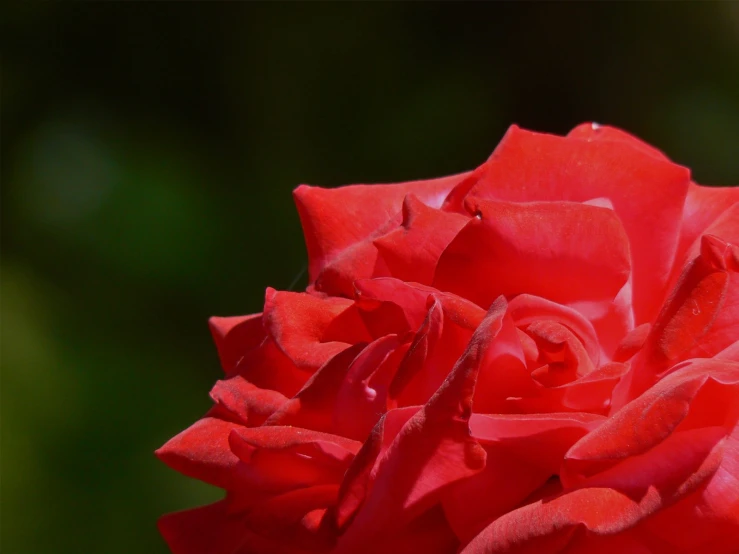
[2,3,738,553]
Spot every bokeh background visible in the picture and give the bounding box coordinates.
[2,3,738,553]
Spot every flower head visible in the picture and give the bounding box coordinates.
[158,124,739,553]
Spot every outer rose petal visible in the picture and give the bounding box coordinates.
[209,314,263,372]
[209,314,308,397]
[264,344,368,435]
[353,277,432,337]
[224,426,362,519]
[156,417,243,489]
[566,122,670,161]
[444,125,690,323]
[619,236,739,403]
[460,486,660,554]
[678,203,739,268]
[266,337,409,441]
[209,374,288,426]
[158,500,247,554]
[294,172,469,284]
[311,227,397,298]
[434,198,631,310]
[563,358,739,487]
[673,183,739,276]
[373,194,469,285]
[262,288,371,371]
[638,424,739,554]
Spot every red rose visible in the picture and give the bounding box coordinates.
[157,124,739,553]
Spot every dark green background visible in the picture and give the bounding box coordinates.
[2,3,738,553]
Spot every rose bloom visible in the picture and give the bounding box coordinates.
[157,124,739,554]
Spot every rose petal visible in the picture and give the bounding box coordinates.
[620,236,739,401]
[679,203,739,270]
[470,412,604,473]
[441,444,551,545]
[461,486,662,554]
[508,294,601,365]
[226,426,360,502]
[374,194,469,285]
[390,293,485,407]
[564,358,739,486]
[353,277,433,337]
[158,500,247,554]
[294,173,469,283]
[525,320,594,387]
[241,485,339,551]
[444,125,690,324]
[312,228,397,298]
[334,406,420,530]
[673,183,739,277]
[264,344,367,434]
[434,199,631,312]
[612,323,651,363]
[209,312,324,398]
[470,310,532,414]
[156,417,243,488]
[443,412,604,544]
[717,340,739,362]
[566,122,670,161]
[209,375,288,427]
[208,314,263,373]
[336,505,459,554]
[229,422,362,456]
[507,362,628,415]
[461,448,735,554]
[266,336,409,440]
[263,288,371,371]
[639,424,739,554]
[333,335,410,440]
[334,299,512,550]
